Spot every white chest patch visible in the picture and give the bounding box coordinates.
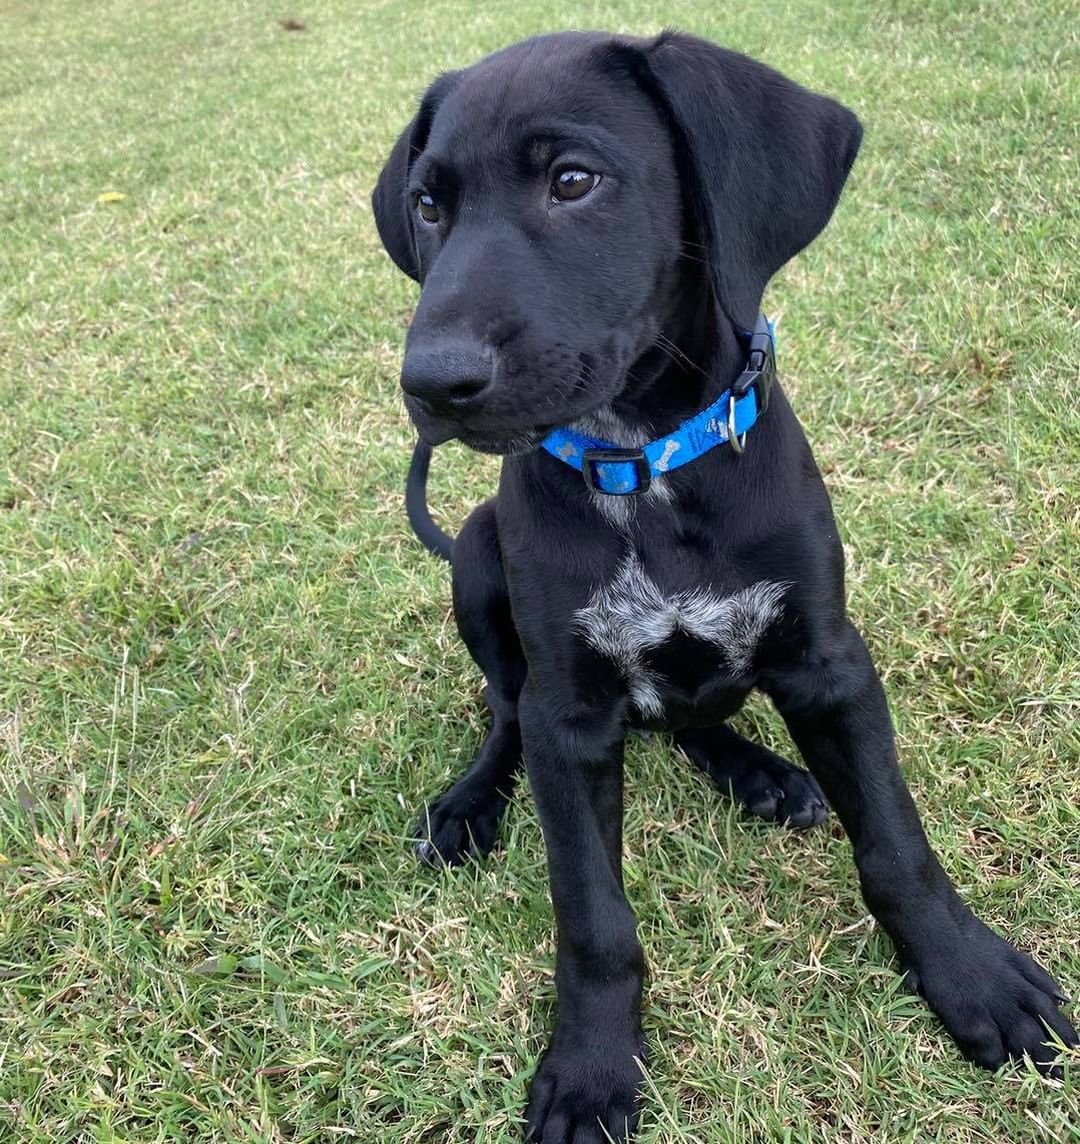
[574,554,789,718]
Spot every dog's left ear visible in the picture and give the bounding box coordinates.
[371,71,462,282]
[630,31,862,330]
[371,122,420,280]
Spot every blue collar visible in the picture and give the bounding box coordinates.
[540,314,776,496]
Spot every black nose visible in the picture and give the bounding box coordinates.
[400,343,493,411]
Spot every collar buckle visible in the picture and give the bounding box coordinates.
[730,316,776,420]
[582,447,651,495]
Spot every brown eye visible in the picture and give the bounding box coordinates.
[551,169,598,202]
[416,193,440,224]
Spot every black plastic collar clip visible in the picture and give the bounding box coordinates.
[730,315,776,418]
[582,447,651,495]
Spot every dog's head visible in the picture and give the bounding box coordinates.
[373,31,861,454]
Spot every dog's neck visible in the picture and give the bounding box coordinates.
[575,284,748,447]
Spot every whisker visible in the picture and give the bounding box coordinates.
[653,333,710,379]
[650,340,684,371]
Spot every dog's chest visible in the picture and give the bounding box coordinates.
[574,553,787,719]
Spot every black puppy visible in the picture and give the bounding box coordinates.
[373,30,1075,1142]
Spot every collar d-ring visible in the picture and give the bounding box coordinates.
[727,392,746,454]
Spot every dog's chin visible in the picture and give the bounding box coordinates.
[455,427,545,456]
[409,385,630,457]
[457,383,637,456]
[409,412,546,456]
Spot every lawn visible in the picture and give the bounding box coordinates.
[1,1,1078,1141]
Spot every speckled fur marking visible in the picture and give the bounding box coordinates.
[574,552,789,716]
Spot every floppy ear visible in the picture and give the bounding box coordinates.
[633,31,862,330]
[372,122,420,280]
[371,71,462,282]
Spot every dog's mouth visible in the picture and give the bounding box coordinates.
[407,403,550,455]
[454,426,547,456]
[405,357,630,457]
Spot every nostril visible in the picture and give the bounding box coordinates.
[400,344,493,409]
[444,376,486,402]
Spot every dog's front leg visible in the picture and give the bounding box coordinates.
[766,621,1076,1071]
[519,681,645,1143]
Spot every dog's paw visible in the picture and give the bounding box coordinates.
[736,758,828,830]
[412,783,507,868]
[906,919,1076,1074]
[524,1031,644,1143]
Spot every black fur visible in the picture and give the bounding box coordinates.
[405,439,452,560]
[373,30,1075,1142]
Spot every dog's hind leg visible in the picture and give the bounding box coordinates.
[413,500,526,867]
[675,723,828,829]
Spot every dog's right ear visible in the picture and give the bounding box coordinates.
[371,71,462,282]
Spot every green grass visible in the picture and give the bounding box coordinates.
[1,0,1078,1140]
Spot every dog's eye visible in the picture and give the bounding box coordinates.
[416,193,440,225]
[551,169,598,203]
